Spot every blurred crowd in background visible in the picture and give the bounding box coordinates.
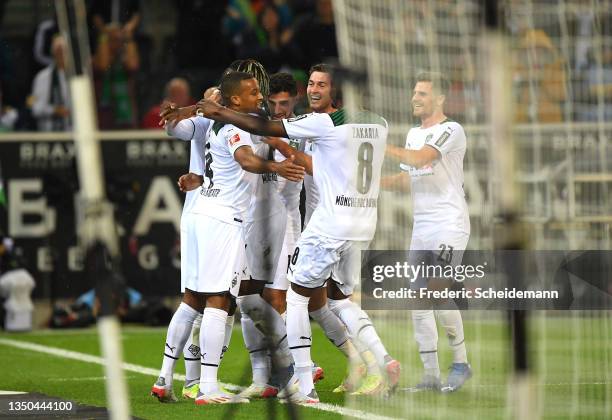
[0,0,610,133]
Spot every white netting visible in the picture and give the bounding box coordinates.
[334,0,611,418]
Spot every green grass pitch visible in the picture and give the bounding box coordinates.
[0,313,610,419]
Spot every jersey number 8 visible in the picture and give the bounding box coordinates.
[357,142,373,194]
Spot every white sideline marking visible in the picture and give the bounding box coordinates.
[0,391,26,395]
[398,381,612,392]
[0,337,241,391]
[49,376,137,382]
[0,337,399,420]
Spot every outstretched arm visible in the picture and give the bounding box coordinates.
[263,137,313,175]
[159,88,221,127]
[198,99,288,138]
[233,146,304,181]
[386,144,439,169]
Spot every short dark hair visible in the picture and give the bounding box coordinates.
[308,63,333,83]
[269,72,297,96]
[415,71,450,96]
[220,71,255,104]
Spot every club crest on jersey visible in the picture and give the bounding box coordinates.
[425,134,433,143]
[229,133,241,146]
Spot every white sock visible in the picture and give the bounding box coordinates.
[412,310,440,378]
[310,304,349,347]
[360,349,380,375]
[238,294,292,368]
[341,328,379,375]
[241,311,270,385]
[161,302,199,383]
[328,298,390,369]
[200,307,228,394]
[436,310,468,364]
[220,314,235,360]
[286,287,314,395]
[183,312,202,386]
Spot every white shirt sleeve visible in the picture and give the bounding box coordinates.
[399,128,413,171]
[166,116,211,141]
[425,123,465,156]
[31,68,54,118]
[281,112,333,141]
[189,139,205,175]
[224,126,254,156]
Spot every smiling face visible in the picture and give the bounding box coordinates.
[233,78,264,113]
[268,91,297,120]
[307,71,334,113]
[411,81,444,120]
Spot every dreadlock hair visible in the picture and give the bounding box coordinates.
[229,59,270,98]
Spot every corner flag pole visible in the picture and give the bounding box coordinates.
[55,1,130,419]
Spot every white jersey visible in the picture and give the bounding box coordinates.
[189,122,258,225]
[246,136,284,222]
[166,117,211,215]
[274,139,303,236]
[400,118,470,234]
[282,109,387,241]
[274,141,302,214]
[302,139,319,227]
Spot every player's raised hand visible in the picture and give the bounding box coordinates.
[195,98,223,118]
[178,173,203,192]
[275,155,305,182]
[159,102,196,127]
[203,87,221,104]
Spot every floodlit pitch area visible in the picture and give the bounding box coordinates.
[1,315,609,419]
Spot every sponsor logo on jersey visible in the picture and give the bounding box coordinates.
[409,165,434,177]
[262,172,278,183]
[229,133,241,146]
[200,187,221,197]
[287,114,308,122]
[335,195,378,208]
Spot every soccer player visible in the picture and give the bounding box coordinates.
[382,71,472,393]
[197,64,401,403]
[151,87,219,403]
[155,86,242,401]
[264,69,383,396]
[161,60,302,399]
[219,60,302,399]
[156,71,304,405]
[242,72,365,398]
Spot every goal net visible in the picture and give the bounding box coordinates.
[333,0,611,418]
